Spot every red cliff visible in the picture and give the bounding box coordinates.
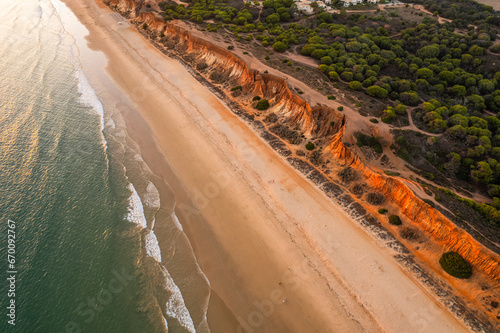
[109,0,500,282]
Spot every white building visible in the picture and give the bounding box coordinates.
[324,0,331,3]
[296,2,314,14]
[341,0,365,7]
[316,0,327,8]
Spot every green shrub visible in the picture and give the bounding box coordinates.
[252,96,261,101]
[490,44,500,54]
[142,23,148,30]
[328,95,336,100]
[227,45,234,50]
[370,118,379,123]
[349,81,363,90]
[378,208,388,214]
[305,142,315,151]
[423,199,435,207]
[230,86,242,91]
[367,85,389,99]
[255,99,270,110]
[439,251,472,279]
[265,55,270,60]
[272,41,287,52]
[337,106,344,111]
[357,133,383,153]
[389,215,402,225]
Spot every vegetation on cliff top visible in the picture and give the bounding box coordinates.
[153,0,500,233]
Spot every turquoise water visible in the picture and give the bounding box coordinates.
[0,1,207,332]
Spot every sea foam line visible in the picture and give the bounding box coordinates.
[126,183,148,229]
[75,68,105,132]
[50,0,107,146]
[125,181,197,332]
[162,266,197,333]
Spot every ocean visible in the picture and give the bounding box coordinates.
[0,1,209,332]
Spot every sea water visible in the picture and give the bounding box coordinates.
[0,1,208,332]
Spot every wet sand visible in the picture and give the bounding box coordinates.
[64,0,471,332]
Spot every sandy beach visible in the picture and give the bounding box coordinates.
[477,0,500,11]
[64,0,472,331]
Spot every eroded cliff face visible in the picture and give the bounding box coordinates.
[108,0,143,16]
[109,0,500,282]
[328,120,500,281]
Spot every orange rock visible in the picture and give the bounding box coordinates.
[110,0,500,283]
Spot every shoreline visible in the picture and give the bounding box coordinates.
[65,0,485,332]
[57,0,213,330]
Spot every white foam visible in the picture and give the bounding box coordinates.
[75,68,105,131]
[161,266,196,333]
[145,230,162,262]
[144,181,161,209]
[171,211,184,231]
[163,317,169,331]
[126,183,147,229]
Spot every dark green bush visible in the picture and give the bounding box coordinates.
[327,95,336,100]
[370,118,379,123]
[378,208,388,214]
[305,142,315,151]
[337,106,344,111]
[389,215,402,225]
[230,86,242,91]
[357,133,383,154]
[227,45,234,50]
[367,85,388,99]
[255,99,270,110]
[439,251,472,279]
[272,41,287,52]
[423,199,435,207]
[490,44,500,54]
[252,96,261,101]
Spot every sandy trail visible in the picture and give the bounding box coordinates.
[65,0,470,332]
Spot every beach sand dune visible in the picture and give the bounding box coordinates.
[64,0,471,331]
